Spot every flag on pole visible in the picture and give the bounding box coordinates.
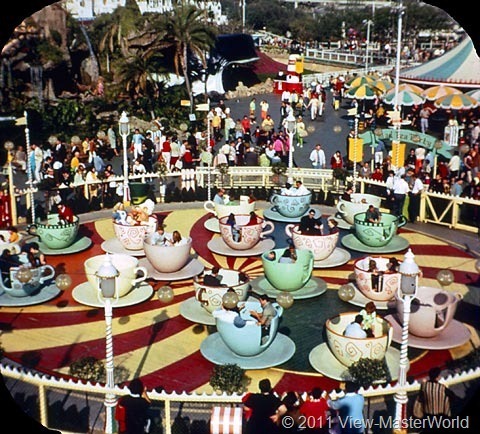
[15,116,27,126]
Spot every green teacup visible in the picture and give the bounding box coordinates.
[354,212,406,247]
[262,248,314,291]
[28,214,80,250]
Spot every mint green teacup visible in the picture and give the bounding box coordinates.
[28,214,79,250]
[262,248,314,291]
[354,212,406,247]
[270,192,312,218]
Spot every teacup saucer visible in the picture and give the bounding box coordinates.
[263,207,321,223]
[330,216,353,230]
[37,236,92,255]
[72,281,153,308]
[200,332,296,369]
[207,238,275,257]
[101,238,145,256]
[138,257,205,281]
[204,217,220,233]
[343,284,393,310]
[314,248,351,268]
[341,234,410,254]
[250,276,327,299]
[0,282,61,307]
[309,343,401,381]
[385,314,471,350]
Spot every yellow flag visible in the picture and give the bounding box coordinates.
[391,141,406,167]
[348,137,363,162]
[15,116,27,126]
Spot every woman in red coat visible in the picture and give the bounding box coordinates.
[330,150,343,169]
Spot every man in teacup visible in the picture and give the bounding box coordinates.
[365,205,381,223]
[213,188,226,205]
[250,294,276,341]
[299,209,323,235]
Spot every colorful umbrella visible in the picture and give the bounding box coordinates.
[344,83,381,100]
[466,89,480,101]
[422,85,462,101]
[382,88,426,106]
[345,74,377,89]
[434,93,479,110]
[395,83,425,95]
[373,79,394,94]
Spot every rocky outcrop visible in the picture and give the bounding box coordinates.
[225,78,274,99]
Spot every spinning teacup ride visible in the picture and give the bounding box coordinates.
[334,193,382,229]
[250,248,327,299]
[72,253,153,308]
[348,255,403,309]
[203,196,256,233]
[200,299,296,369]
[309,311,401,381]
[180,268,252,326]
[207,214,276,257]
[27,214,92,255]
[342,211,410,254]
[285,224,351,268]
[385,285,471,350]
[139,233,204,281]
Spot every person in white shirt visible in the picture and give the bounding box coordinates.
[344,315,367,338]
[292,180,310,196]
[309,144,326,169]
[392,175,410,217]
[447,150,461,179]
[408,172,424,223]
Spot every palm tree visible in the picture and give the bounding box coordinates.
[160,2,217,109]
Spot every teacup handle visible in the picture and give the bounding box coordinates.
[336,202,347,215]
[203,200,217,216]
[195,287,209,306]
[260,221,275,238]
[259,303,283,349]
[132,266,148,286]
[38,265,56,284]
[285,224,295,238]
[302,255,314,285]
[397,215,407,228]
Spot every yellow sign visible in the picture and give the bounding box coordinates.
[180,100,191,107]
[348,137,363,162]
[195,103,210,112]
[295,56,304,75]
[391,141,406,167]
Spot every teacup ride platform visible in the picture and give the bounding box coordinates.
[285,224,351,269]
[28,215,92,255]
[72,281,154,308]
[341,212,410,254]
[309,312,402,381]
[200,300,296,369]
[330,215,353,231]
[385,286,471,350]
[181,268,252,325]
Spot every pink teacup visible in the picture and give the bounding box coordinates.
[285,224,338,261]
[113,216,157,250]
[218,214,274,250]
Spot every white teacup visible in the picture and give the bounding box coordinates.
[213,300,283,356]
[354,256,402,302]
[219,214,274,250]
[326,312,393,367]
[204,200,255,219]
[84,254,147,298]
[285,224,338,261]
[395,286,463,338]
[336,193,382,225]
[5,264,56,297]
[144,234,192,273]
[113,216,158,250]
[194,268,250,314]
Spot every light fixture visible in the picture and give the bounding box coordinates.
[118,111,130,137]
[96,254,119,299]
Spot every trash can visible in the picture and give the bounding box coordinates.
[210,406,242,434]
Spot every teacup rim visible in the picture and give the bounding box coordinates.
[325,312,392,340]
[274,191,312,198]
[354,255,402,272]
[35,215,79,228]
[288,224,338,239]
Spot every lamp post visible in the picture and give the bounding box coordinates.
[95,254,120,434]
[363,19,373,73]
[3,140,17,226]
[394,248,421,434]
[285,111,296,184]
[119,111,130,205]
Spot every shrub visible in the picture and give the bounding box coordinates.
[209,363,248,394]
[348,358,390,388]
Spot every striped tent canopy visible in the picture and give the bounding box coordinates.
[422,85,462,101]
[466,89,480,101]
[397,36,480,89]
[382,88,426,106]
[434,93,479,110]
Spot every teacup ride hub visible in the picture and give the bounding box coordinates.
[139,234,204,281]
[180,268,253,326]
[250,248,327,299]
[309,311,401,381]
[385,286,471,350]
[27,214,92,255]
[200,300,296,369]
[341,212,410,253]
[285,224,351,268]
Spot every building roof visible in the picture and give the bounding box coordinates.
[398,36,480,89]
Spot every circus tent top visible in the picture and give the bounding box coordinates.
[397,36,480,89]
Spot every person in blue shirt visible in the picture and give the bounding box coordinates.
[328,382,365,434]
